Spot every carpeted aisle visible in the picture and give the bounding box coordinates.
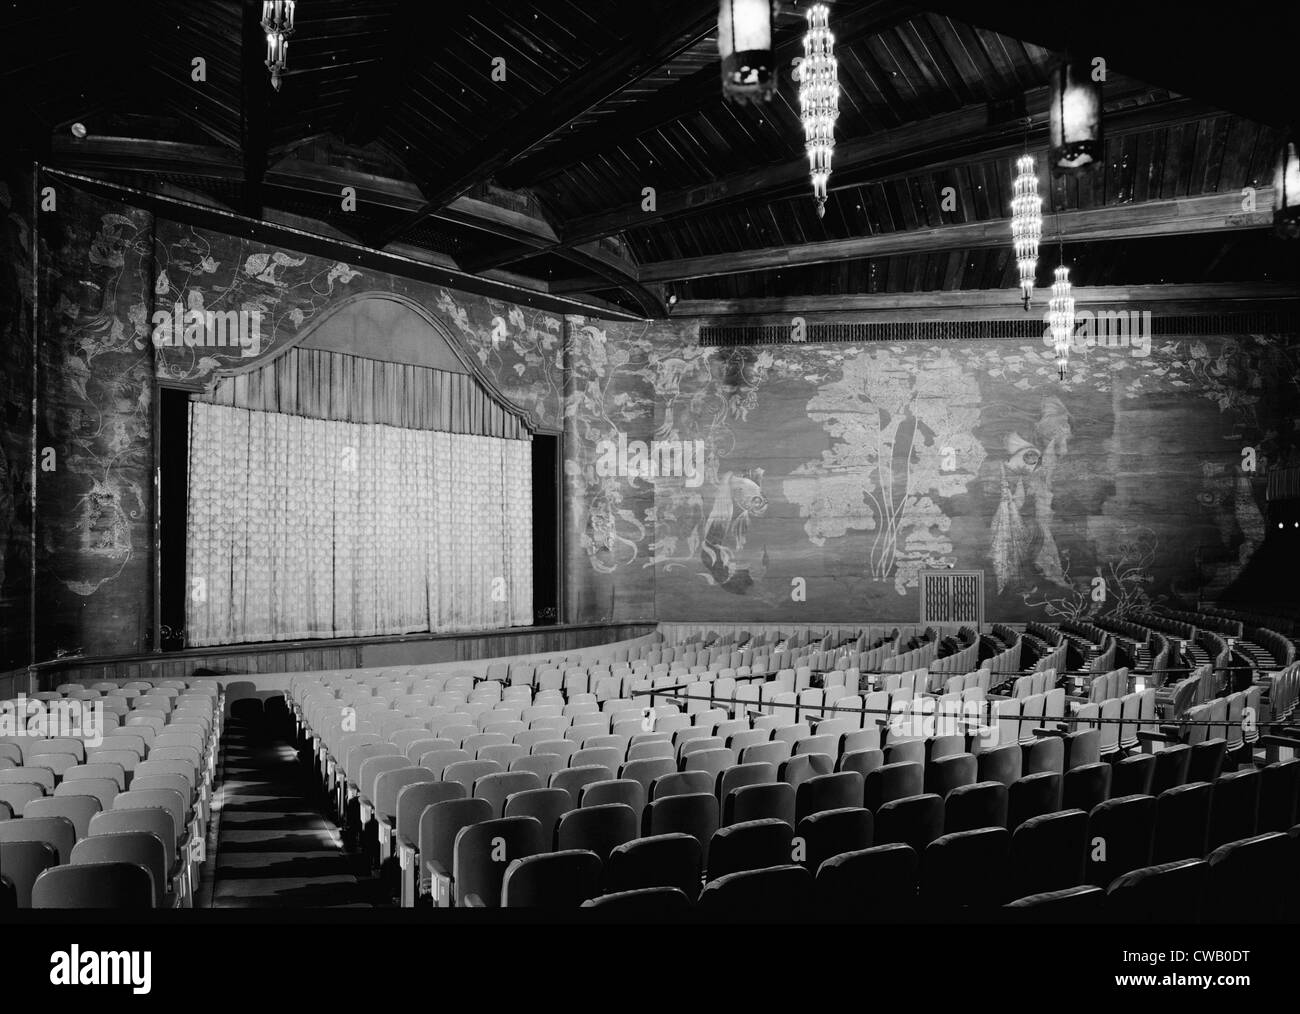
[198,705,386,908]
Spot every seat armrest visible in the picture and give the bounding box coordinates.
[462,893,487,908]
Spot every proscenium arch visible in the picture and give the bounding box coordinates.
[202,290,560,435]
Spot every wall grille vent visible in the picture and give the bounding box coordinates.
[920,570,985,630]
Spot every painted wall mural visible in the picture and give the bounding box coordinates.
[635,330,1299,624]
[16,183,1299,658]
[151,220,568,432]
[36,191,155,656]
[0,168,35,671]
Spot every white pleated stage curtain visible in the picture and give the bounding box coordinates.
[186,402,532,646]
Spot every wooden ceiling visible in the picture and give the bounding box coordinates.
[5,0,1297,317]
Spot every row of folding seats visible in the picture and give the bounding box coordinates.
[375,701,1279,905]
[0,679,222,908]
[299,657,1235,827]
[394,741,1300,911]
[292,639,1275,915]
[457,824,1300,921]
[1267,662,1299,723]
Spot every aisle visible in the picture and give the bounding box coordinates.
[199,708,384,908]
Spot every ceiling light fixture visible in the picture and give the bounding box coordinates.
[1274,132,1300,239]
[1049,264,1075,380]
[1048,54,1103,174]
[1010,137,1042,310]
[796,3,838,218]
[262,1,296,92]
[718,0,775,105]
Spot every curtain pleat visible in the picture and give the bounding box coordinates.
[185,402,533,646]
[198,347,526,438]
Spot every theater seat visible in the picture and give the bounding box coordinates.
[502,788,569,850]
[644,793,719,863]
[1105,859,1208,923]
[556,804,637,862]
[1150,744,1191,795]
[923,827,1011,911]
[582,886,691,915]
[31,862,154,910]
[394,781,464,907]
[1005,885,1105,921]
[697,864,811,919]
[944,781,1008,834]
[0,841,58,908]
[453,816,545,907]
[70,831,173,908]
[1207,768,1261,850]
[707,818,794,880]
[501,850,601,908]
[814,844,917,919]
[1063,763,1111,815]
[795,772,863,823]
[1009,810,1088,898]
[0,815,77,866]
[419,797,491,908]
[1204,833,1290,922]
[1151,781,1210,865]
[603,833,702,900]
[1087,795,1156,886]
[1259,759,1300,832]
[874,794,943,854]
[796,807,873,875]
[1110,754,1156,798]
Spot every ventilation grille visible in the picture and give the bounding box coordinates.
[920,570,984,629]
[1267,465,1300,502]
[699,311,1300,347]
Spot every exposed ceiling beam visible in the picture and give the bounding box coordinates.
[637,190,1275,284]
[545,79,1191,255]
[267,162,662,314]
[920,0,1298,130]
[495,0,914,189]
[672,282,1300,320]
[44,135,660,313]
[372,0,720,248]
[51,135,244,177]
[238,0,272,218]
[341,0,469,148]
[41,166,648,322]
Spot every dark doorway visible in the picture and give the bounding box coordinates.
[158,388,190,650]
[531,433,560,626]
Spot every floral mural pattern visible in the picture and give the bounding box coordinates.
[557,327,1300,623]
[37,195,155,653]
[27,185,1300,648]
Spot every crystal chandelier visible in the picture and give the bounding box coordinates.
[262,1,296,92]
[1011,154,1042,310]
[1048,264,1075,379]
[798,3,839,217]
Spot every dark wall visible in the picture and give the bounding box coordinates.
[35,189,154,657]
[0,165,35,671]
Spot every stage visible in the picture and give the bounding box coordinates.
[14,621,658,703]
